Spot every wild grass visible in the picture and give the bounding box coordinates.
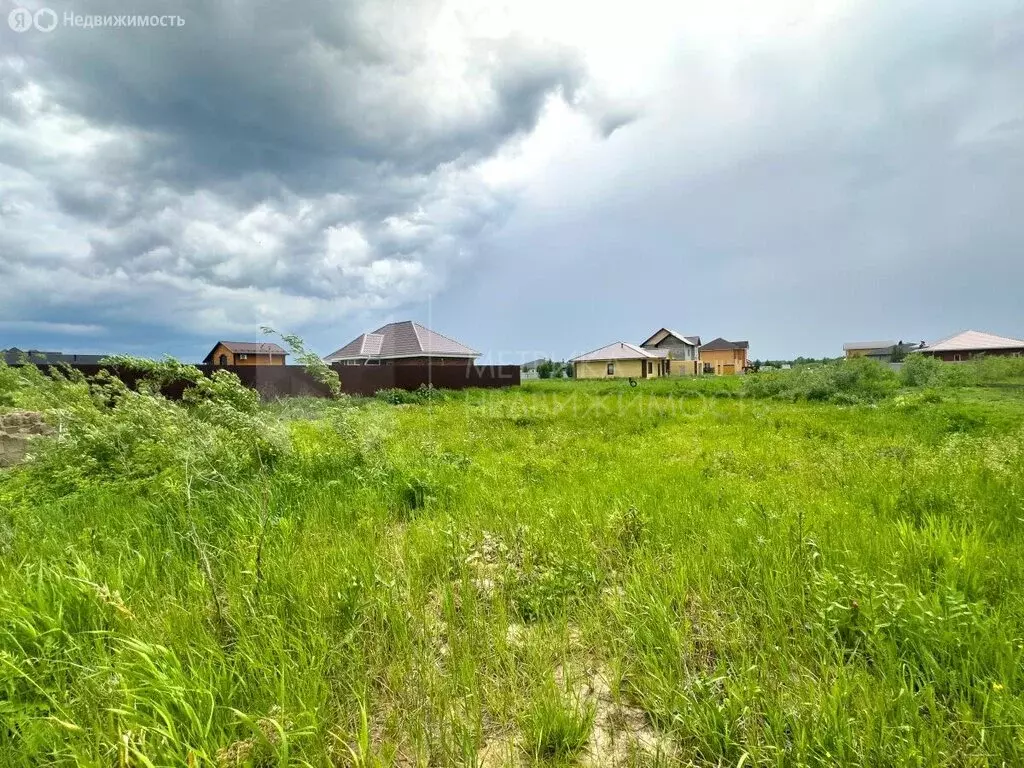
[1,358,1023,765]
[521,675,595,763]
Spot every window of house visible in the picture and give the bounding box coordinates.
[218,354,227,366]
[647,361,653,374]
[238,353,248,360]
[607,362,615,376]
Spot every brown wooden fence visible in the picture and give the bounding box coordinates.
[24,362,519,400]
[329,363,520,396]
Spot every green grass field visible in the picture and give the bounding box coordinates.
[2,360,1024,766]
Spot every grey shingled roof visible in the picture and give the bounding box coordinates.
[324,321,479,362]
[700,337,749,351]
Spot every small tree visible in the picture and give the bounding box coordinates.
[260,327,341,397]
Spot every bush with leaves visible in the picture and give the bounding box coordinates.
[0,361,95,416]
[2,357,286,496]
[99,354,203,392]
[374,384,452,405]
[899,354,945,387]
[900,354,980,389]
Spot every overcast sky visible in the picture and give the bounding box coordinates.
[1,0,1021,362]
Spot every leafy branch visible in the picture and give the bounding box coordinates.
[260,327,341,397]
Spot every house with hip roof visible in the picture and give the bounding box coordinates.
[570,342,666,379]
[917,330,1024,361]
[323,321,480,366]
[699,337,750,375]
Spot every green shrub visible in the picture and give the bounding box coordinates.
[3,357,287,495]
[743,358,898,403]
[375,388,415,405]
[740,371,789,399]
[900,354,979,388]
[374,384,452,405]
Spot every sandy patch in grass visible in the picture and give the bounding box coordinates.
[477,659,673,767]
[578,665,673,767]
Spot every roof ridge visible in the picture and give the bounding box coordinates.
[700,336,748,350]
[571,341,657,361]
[925,329,968,348]
[413,319,481,354]
[640,327,699,347]
[925,329,1024,349]
[665,328,698,343]
[409,320,425,353]
[573,341,623,360]
[623,341,655,357]
[412,321,481,355]
[968,329,1024,343]
[219,340,285,346]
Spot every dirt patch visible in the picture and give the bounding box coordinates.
[505,622,528,648]
[477,732,520,767]
[578,665,673,767]
[465,531,507,598]
[0,410,54,467]
[476,660,673,767]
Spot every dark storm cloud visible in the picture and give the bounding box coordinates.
[12,1,584,189]
[0,0,596,342]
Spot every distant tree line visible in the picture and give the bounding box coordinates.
[526,359,573,378]
[752,356,842,370]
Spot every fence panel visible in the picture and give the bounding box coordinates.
[388,363,520,391]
